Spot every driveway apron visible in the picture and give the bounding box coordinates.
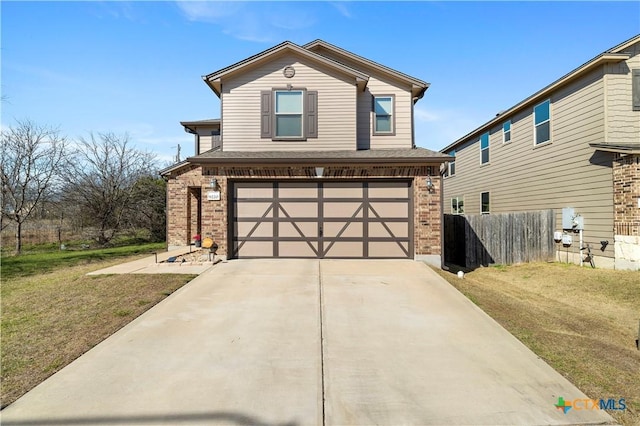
[1,259,613,425]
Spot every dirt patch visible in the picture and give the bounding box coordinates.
[433,262,640,425]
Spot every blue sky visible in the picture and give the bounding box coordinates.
[2,1,639,165]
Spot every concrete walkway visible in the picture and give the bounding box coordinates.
[87,246,217,275]
[1,260,614,425]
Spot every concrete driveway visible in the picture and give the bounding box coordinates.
[1,260,614,425]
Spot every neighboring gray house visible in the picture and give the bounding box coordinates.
[440,34,640,270]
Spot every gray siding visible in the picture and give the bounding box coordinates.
[222,53,357,151]
[443,66,616,261]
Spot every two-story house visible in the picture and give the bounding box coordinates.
[440,34,640,270]
[161,40,449,264]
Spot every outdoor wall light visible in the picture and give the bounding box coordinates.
[315,167,324,178]
[426,176,434,192]
[209,178,218,189]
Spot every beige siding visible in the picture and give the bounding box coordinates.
[310,47,414,149]
[222,53,357,151]
[443,67,615,260]
[357,77,413,149]
[605,41,640,143]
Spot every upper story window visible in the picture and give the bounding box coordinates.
[448,149,456,176]
[503,120,511,144]
[480,132,490,164]
[261,89,317,140]
[275,90,303,138]
[534,100,551,145]
[373,95,395,135]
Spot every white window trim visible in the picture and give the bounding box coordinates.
[451,196,464,215]
[481,191,490,214]
[480,132,490,165]
[503,120,511,144]
[373,95,395,136]
[274,89,304,139]
[533,99,551,146]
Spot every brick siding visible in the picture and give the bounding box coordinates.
[166,164,442,258]
[613,154,640,236]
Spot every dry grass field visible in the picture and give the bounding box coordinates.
[434,262,640,425]
[1,254,196,408]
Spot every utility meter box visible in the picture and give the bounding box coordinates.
[562,233,572,246]
[562,208,575,229]
[562,207,584,231]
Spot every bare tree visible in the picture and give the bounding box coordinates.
[1,120,68,254]
[65,132,157,245]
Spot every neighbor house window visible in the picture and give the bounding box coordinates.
[275,90,303,138]
[373,95,395,135]
[503,120,511,144]
[481,192,490,214]
[444,149,456,177]
[261,89,317,140]
[451,196,464,215]
[480,132,489,164]
[534,100,551,145]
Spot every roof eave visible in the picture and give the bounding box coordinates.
[440,51,632,153]
[186,156,448,165]
[590,143,640,155]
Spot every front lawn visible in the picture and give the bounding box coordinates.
[1,247,196,408]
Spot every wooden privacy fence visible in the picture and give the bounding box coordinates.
[444,209,555,268]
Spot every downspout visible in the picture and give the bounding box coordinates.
[411,96,418,149]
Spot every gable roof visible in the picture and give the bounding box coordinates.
[304,39,429,100]
[203,41,370,96]
[440,34,640,154]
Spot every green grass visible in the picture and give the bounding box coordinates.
[1,244,196,408]
[1,242,165,280]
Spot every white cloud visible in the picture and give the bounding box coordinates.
[330,1,352,18]
[174,1,333,43]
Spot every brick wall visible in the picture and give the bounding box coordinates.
[613,154,640,236]
[166,163,442,259]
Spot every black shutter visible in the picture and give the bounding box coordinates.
[633,69,640,111]
[261,91,272,138]
[307,91,318,138]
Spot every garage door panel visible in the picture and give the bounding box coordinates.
[235,183,274,199]
[279,221,318,238]
[369,202,408,218]
[323,202,363,218]
[368,182,410,198]
[323,241,364,258]
[323,183,364,198]
[234,241,273,258]
[279,202,318,218]
[323,222,363,238]
[368,241,409,258]
[369,222,408,238]
[278,183,318,198]
[236,221,273,238]
[278,241,319,257]
[237,202,273,218]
